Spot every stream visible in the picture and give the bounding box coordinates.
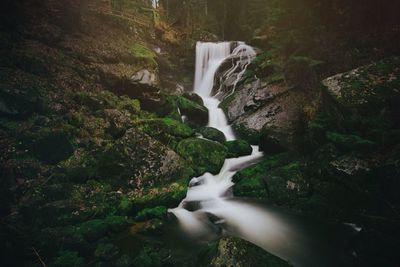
[168,42,360,267]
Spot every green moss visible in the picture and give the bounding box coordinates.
[130,179,189,212]
[199,127,226,143]
[138,117,194,148]
[95,242,119,261]
[166,96,208,127]
[176,138,228,175]
[326,131,376,152]
[232,123,261,144]
[233,153,292,198]
[50,250,84,267]
[133,245,162,267]
[224,140,252,158]
[129,43,157,67]
[136,206,167,221]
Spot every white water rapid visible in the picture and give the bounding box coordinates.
[168,42,358,267]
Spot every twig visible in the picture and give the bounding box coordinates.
[32,247,47,267]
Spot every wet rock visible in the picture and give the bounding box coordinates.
[224,140,252,158]
[210,237,292,267]
[199,127,226,143]
[183,92,204,106]
[166,95,208,127]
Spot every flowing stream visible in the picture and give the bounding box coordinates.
[169,42,359,267]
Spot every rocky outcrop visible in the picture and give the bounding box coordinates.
[220,78,316,148]
[322,57,400,114]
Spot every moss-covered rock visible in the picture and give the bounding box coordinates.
[233,153,292,199]
[128,43,157,68]
[224,140,252,158]
[210,237,292,267]
[138,117,194,148]
[97,128,192,185]
[199,127,226,143]
[133,245,163,267]
[166,96,208,127]
[176,138,228,175]
[322,57,400,110]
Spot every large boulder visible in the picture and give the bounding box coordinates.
[322,57,400,117]
[138,118,195,148]
[97,128,191,185]
[176,138,228,175]
[210,237,292,267]
[199,127,226,143]
[224,140,252,158]
[102,69,164,113]
[166,96,208,127]
[221,78,313,147]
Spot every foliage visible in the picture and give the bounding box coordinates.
[50,250,84,267]
[136,206,167,221]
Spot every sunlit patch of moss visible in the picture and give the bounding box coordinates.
[129,43,157,67]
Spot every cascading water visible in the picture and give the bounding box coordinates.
[168,41,359,267]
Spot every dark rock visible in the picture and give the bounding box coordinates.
[166,96,208,127]
[224,140,252,158]
[209,237,292,267]
[199,127,226,143]
[259,128,286,154]
[183,92,204,106]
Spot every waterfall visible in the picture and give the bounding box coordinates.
[193,41,256,140]
[167,41,357,267]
